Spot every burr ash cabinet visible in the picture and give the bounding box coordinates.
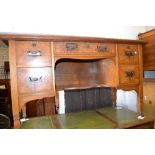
[0,34,145,128]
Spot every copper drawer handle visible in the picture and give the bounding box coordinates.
[125,71,135,77]
[124,51,137,56]
[66,43,78,51]
[97,46,108,52]
[29,76,42,82]
[27,50,42,56]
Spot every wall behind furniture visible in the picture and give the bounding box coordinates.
[143,82,155,106]
[0,1,153,39]
[145,26,155,31]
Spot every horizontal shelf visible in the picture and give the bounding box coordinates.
[56,84,115,91]
[144,78,155,82]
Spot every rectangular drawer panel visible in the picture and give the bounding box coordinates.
[54,42,115,56]
[118,44,139,64]
[17,67,54,95]
[119,65,139,85]
[16,41,52,67]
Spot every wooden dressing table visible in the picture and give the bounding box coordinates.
[0,34,145,128]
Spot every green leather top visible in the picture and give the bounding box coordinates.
[20,107,155,129]
[21,116,56,129]
[96,107,139,124]
[55,110,116,129]
[96,107,155,128]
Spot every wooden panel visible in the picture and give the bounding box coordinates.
[139,30,155,70]
[54,42,115,57]
[96,59,117,86]
[26,97,55,117]
[55,59,99,90]
[55,59,116,90]
[139,34,155,70]
[9,40,20,128]
[15,41,51,67]
[118,44,139,64]
[119,65,139,84]
[17,67,54,95]
[127,121,154,129]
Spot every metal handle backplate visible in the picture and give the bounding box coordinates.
[97,46,108,52]
[124,51,137,57]
[29,76,42,82]
[27,50,42,56]
[125,71,135,77]
[66,43,78,51]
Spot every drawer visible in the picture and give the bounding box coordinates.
[16,41,52,67]
[117,44,139,64]
[17,67,54,95]
[54,42,115,56]
[119,65,139,85]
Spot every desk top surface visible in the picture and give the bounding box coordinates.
[0,33,146,44]
[20,107,155,129]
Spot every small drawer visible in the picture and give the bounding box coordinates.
[119,65,139,85]
[16,41,52,67]
[117,44,139,64]
[54,42,115,56]
[17,67,54,95]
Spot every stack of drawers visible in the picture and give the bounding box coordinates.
[14,41,55,118]
[117,44,140,86]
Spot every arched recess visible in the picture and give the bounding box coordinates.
[54,58,117,91]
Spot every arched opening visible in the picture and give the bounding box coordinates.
[55,58,117,90]
[55,58,117,113]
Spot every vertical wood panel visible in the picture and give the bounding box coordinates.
[138,44,144,115]
[65,87,113,113]
[9,40,20,128]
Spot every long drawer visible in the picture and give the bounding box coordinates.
[15,41,52,67]
[54,42,116,56]
[17,67,53,95]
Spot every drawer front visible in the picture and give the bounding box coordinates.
[119,65,139,85]
[54,42,115,56]
[17,67,54,95]
[118,44,139,64]
[16,41,52,67]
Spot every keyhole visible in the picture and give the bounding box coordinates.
[127,45,130,49]
[32,43,37,47]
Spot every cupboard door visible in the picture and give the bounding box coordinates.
[16,41,51,67]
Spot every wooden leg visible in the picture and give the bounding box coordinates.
[13,115,20,128]
[111,88,117,108]
[134,86,144,118]
[55,92,59,112]
[137,85,144,117]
